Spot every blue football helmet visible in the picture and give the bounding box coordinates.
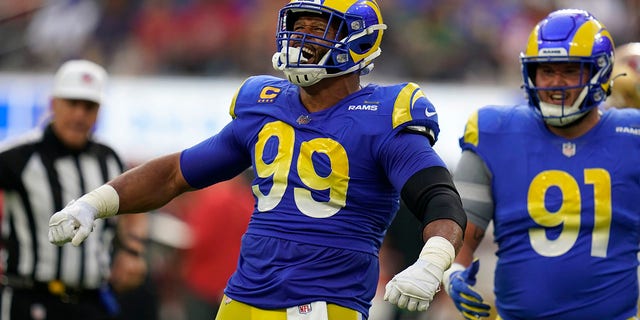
[272,0,387,87]
[521,9,615,126]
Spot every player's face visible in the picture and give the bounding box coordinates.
[535,63,590,106]
[291,15,339,64]
[51,98,99,149]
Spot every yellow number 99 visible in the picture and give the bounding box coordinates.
[253,121,350,218]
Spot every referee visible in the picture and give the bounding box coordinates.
[0,60,147,319]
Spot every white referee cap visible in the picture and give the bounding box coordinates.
[51,60,108,104]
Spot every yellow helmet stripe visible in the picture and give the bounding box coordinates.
[524,25,541,57]
[323,0,358,12]
[570,20,608,56]
[525,20,614,58]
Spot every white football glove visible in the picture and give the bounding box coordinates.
[48,185,119,246]
[384,236,455,312]
[48,200,98,246]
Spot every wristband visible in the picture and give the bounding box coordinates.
[78,184,120,219]
[442,262,466,294]
[419,236,455,270]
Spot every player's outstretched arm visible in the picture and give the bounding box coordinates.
[49,152,193,246]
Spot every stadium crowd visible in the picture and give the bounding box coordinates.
[0,0,638,83]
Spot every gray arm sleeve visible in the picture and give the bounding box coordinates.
[452,150,494,231]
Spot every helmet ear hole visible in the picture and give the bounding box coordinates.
[348,31,379,55]
[357,37,374,53]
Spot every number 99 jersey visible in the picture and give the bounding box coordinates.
[179,75,445,316]
[460,105,640,319]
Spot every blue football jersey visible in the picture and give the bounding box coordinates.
[460,105,640,319]
[179,75,446,316]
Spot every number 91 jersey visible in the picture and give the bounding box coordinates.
[179,75,444,315]
[460,105,640,319]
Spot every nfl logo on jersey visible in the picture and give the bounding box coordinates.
[297,115,312,125]
[298,303,312,314]
[562,142,576,157]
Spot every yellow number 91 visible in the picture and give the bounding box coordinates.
[527,169,612,258]
[252,121,350,218]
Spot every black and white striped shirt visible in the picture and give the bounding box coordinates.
[0,124,123,289]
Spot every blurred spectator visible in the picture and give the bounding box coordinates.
[607,42,640,109]
[491,0,555,84]
[116,0,251,76]
[233,0,281,76]
[178,172,254,319]
[123,0,177,74]
[0,0,638,82]
[608,64,640,109]
[0,1,43,69]
[25,0,101,69]
[380,0,470,81]
[86,0,141,69]
[168,0,248,75]
[151,171,254,320]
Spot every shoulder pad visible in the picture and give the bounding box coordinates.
[461,109,480,147]
[461,104,531,148]
[229,75,290,119]
[370,82,440,143]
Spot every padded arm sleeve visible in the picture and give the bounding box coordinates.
[401,166,467,232]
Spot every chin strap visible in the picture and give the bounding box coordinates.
[538,86,589,127]
[272,46,328,87]
[272,46,308,71]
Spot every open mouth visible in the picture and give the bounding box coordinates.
[544,91,569,105]
[294,45,314,63]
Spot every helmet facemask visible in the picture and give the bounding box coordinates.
[522,55,612,127]
[272,1,387,87]
[519,9,614,127]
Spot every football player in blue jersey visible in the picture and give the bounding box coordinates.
[444,9,640,320]
[47,1,467,319]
